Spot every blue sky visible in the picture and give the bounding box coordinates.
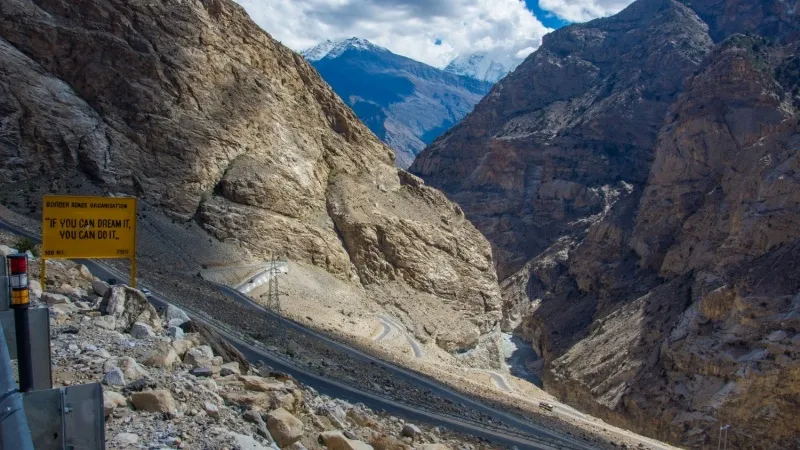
[525,0,571,29]
[235,0,633,68]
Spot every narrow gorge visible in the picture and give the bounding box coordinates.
[412,0,800,447]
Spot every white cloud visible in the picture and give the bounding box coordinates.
[233,0,552,68]
[538,0,633,23]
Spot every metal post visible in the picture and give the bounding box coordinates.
[0,314,34,450]
[40,258,46,295]
[267,254,285,345]
[723,425,729,450]
[0,258,8,311]
[130,257,136,289]
[8,254,33,392]
[14,307,33,392]
[718,424,730,450]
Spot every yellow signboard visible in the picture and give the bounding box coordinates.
[42,195,137,259]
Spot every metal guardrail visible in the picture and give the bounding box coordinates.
[23,383,105,449]
[0,222,581,450]
[0,312,34,450]
[54,257,583,450]
[181,304,582,450]
[0,308,52,391]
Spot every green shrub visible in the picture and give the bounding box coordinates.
[14,237,39,257]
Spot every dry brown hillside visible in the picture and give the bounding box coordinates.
[0,0,500,353]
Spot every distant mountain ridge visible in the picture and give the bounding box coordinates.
[444,52,511,83]
[303,37,385,61]
[302,38,492,168]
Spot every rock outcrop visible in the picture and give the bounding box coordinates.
[413,0,714,280]
[0,0,500,351]
[412,0,800,447]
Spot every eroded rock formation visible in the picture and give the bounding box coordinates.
[412,0,800,447]
[0,0,500,351]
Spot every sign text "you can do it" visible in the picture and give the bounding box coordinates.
[42,196,137,259]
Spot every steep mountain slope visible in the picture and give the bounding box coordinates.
[412,0,800,447]
[302,38,492,168]
[0,0,501,352]
[414,0,714,280]
[444,52,511,83]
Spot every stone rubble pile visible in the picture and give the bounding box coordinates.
[37,258,497,450]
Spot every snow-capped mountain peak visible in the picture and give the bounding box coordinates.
[301,39,336,61]
[444,52,510,83]
[302,37,388,61]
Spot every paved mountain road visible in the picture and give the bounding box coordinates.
[375,314,424,358]
[0,220,591,449]
[373,319,393,342]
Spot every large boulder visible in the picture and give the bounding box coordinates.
[400,424,421,440]
[103,390,127,417]
[266,408,304,447]
[91,279,110,296]
[224,431,273,450]
[165,305,190,325]
[171,336,200,358]
[104,357,148,382]
[102,368,125,386]
[0,245,18,256]
[143,342,180,368]
[183,345,222,372]
[181,321,250,373]
[241,376,284,392]
[370,435,410,450]
[93,315,116,331]
[130,322,156,339]
[220,362,241,376]
[130,390,177,415]
[77,264,93,281]
[28,279,42,301]
[42,292,70,305]
[100,286,162,332]
[319,431,373,450]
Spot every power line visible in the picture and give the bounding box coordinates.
[266,254,285,345]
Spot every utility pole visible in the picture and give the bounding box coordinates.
[723,424,730,450]
[718,424,730,450]
[266,254,285,345]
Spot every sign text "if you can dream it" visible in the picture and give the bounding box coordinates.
[42,196,137,259]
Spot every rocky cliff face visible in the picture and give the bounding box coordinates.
[0,0,500,351]
[413,0,714,280]
[412,0,800,447]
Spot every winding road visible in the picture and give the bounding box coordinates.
[373,319,392,342]
[486,371,512,392]
[374,314,424,358]
[1,219,675,450]
[0,220,591,449]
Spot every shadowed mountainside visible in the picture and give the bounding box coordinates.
[412,0,800,447]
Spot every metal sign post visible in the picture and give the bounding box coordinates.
[0,308,52,390]
[0,258,8,311]
[8,253,34,392]
[41,195,138,288]
[0,312,34,450]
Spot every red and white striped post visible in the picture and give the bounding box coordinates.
[8,254,33,392]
